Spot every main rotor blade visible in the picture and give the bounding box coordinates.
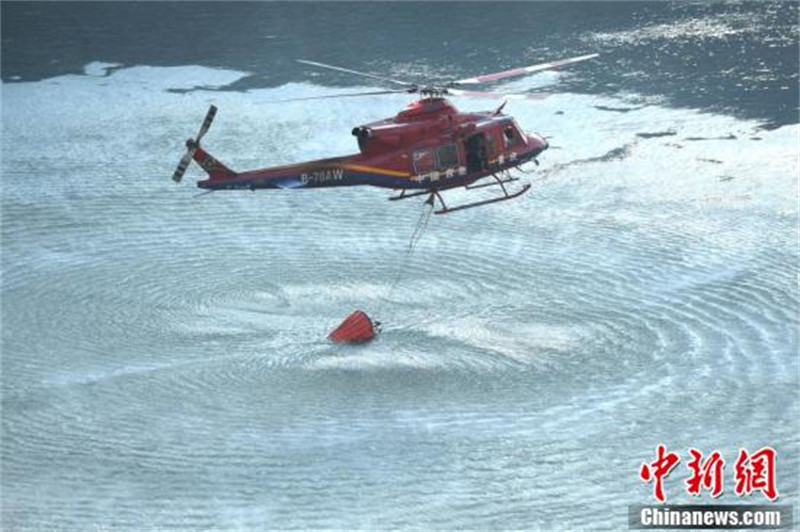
[297,59,416,88]
[451,53,599,85]
[447,89,550,100]
[268,89,413,103]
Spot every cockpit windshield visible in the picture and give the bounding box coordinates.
[503,121,524,148]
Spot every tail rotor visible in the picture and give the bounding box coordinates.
[172,105,217,183]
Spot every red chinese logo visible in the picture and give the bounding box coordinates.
[640,445,779,503]
[734,447,779,501]
[686,448,725,498]
[639,444,681,503]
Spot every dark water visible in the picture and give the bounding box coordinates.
[1,2,799,531]
[2,2,798,125]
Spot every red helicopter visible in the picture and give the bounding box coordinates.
[171,54,598,214]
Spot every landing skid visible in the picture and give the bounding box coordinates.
[464,175,520,190]
[389,174,531,214]
[429,183,531,214]
[388,188,430,202]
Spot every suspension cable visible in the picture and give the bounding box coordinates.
[374,200,434,318]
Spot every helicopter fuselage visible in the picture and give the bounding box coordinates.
[194,98,548,193]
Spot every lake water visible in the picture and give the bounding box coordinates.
[2,2,798,530]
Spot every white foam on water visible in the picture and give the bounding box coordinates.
[422,318,586,364]
[83,61,122,77]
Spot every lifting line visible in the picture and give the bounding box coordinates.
[374,200,434,317]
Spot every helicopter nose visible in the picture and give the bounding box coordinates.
[528,132,549,156]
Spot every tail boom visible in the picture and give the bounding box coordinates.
[191,143,236,180]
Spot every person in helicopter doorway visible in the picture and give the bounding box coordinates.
[466,133,490,174]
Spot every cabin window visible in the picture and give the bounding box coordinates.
[436,144,459,169]
[503,124,524,148]
[413,148,436,174]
